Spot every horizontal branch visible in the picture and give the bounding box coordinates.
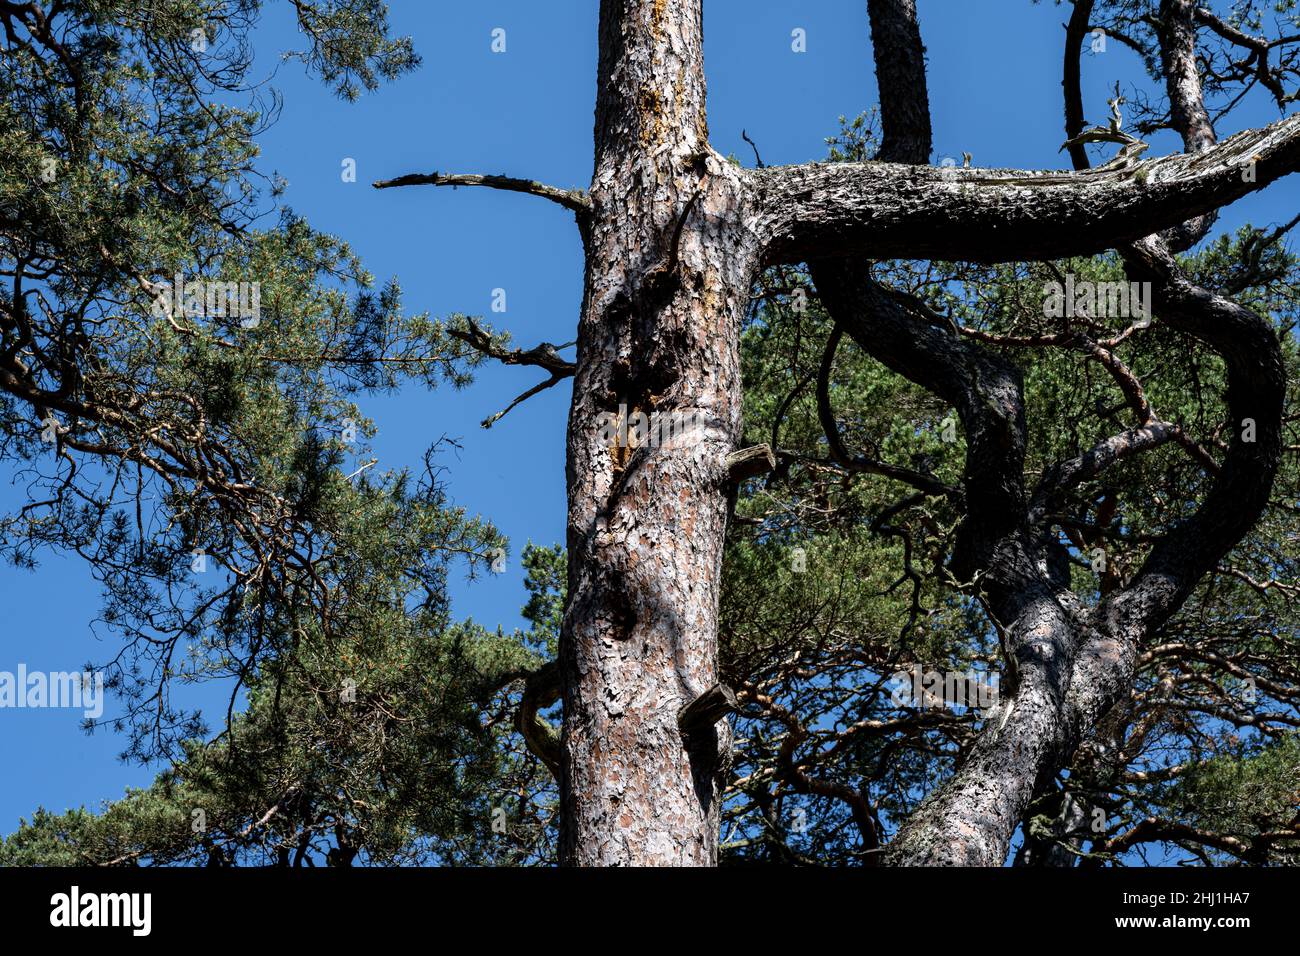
[751,111,1300,264]
[372,170,592,219]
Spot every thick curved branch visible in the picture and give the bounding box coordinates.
[813,264,1086,867]
[1106,238,1285,636]
[807,5,1086,859]
[1047,8,1273,703]
[751,111,1300,264]
[812,0,1293,869]
[1057,236,1285,762]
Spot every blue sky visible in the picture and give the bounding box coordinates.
[1,0,1295,842]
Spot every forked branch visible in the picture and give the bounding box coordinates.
[446,318,576,428]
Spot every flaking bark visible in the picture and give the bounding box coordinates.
[558,0,760,866]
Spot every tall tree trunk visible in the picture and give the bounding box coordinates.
[558,0,759,866]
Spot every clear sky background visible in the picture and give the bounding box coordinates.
[2,0,1295,845]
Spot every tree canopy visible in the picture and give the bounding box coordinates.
[2,0,1298,867]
